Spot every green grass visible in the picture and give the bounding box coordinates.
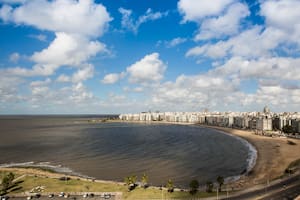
[1,170,221,199]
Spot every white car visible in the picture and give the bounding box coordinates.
[48,194,54,198]
[58,192,65,197]
[27,196,32,200]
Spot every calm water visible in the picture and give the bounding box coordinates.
[0,116,251,187]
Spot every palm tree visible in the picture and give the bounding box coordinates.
[206,181,213,193]
[124,175,137,191]
[189,179,199,195]
[141,173,149,189]
[1,172,15,194]
[217,176,224,192]
[166,179,174,193]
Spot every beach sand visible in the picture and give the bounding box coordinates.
[203,126,300,189]
[1,123,300,191]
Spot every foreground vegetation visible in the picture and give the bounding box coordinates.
[0,169,223,199]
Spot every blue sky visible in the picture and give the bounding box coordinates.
[0,0,300,114]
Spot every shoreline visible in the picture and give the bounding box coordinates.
[200,125,300,189]
[1,121,300,191]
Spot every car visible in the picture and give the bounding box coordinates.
[89,193,94,198]
[35,194,41,198]
[48,194,54,198]
[64,194,69,198]
[59,192,65,197]
[27,196,32,200]
[1,196,9,200]
[83,194,88,198]
[104,194,111,199]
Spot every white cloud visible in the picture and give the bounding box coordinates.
[3,64,59,77]
[187,26,286,59]
[0,0,111,79]
[31,32,106,67]
[214,56,300,80]
[0,5,12,22]
[29,34,47,42]
[30,78,51,87]
[195,3,250,40]
[119,7,167,34]
[0,76,24,104]
[151,73,238,111]
[165,37,187,48]
[70,82,93,103]
[71,64,94,83]
[56,74,70,83]
[178,0,234,22]
[126,53,166,84]
[102,73,122,84]
[260,0,300,45]
[9,52,20,63]
[0,0,112,37]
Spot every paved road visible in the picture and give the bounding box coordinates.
[259,183,300,200]
[223,174,300,200]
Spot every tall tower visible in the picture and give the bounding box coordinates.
[263,105,270,114]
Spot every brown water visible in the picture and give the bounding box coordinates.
[0,116,252,187]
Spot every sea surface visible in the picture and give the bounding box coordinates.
[0,116,254,187]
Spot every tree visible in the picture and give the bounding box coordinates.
[206,181,213,193]
[1,172,15,194]
[189,179,199,195]
[217,176,224,192]
[141,173,149,189]
[166,179,174,193]
[124,175,137,191]
[282,125,294,134]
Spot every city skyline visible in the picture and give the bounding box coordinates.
[0,0,300,114]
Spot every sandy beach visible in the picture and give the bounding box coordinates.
[203,125,300,189]
[1,122,300,191]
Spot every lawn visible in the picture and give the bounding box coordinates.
[1,170,220,199]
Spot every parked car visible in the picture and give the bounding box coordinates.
[27,196,32,200]
[48,194,54,198]
[82,194,88,198]
[59,192,65,197]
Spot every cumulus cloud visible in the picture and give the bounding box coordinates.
[0,0,111,78]
[178,0,234,22]
[0,0,112,37]
[187,26,286,59]
[195,3,250,40]
[56,74,70,83]
[119,7,167,33]
[214,56,300,80]
[70,82,94,103]
[151,73,238,111]
[126,53,167,84]
[30,78,51,87]
[31,32,106,67]
[165,37,187,48]
[71,64,94,83]
[3,64,59,77]
[102,73,123,84]
[260,0,300,45]
[178,0,250,41]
